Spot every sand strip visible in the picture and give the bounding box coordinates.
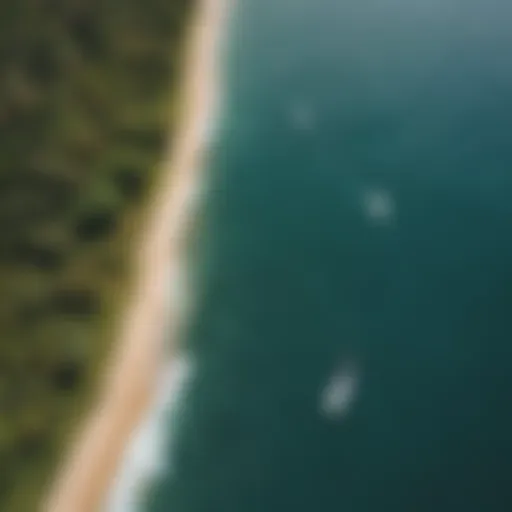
[43,0,228,509]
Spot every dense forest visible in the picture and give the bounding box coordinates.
[0,0,195,509]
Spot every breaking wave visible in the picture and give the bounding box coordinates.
[104,354,195,512]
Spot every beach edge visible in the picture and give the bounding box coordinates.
[42,0,228,509]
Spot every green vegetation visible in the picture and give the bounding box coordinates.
[0,0,196,509]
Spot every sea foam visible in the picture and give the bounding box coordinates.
[104,354,194,512]
[319,361,360,419]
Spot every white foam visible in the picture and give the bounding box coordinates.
[104,355,195,512]
[361,188,396,224]
[320,361,359,419]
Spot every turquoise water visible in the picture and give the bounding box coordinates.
[147,0,512,510]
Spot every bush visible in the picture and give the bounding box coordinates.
[74,207,117,241]
[50,286,100,317]
[50,358,84,392]
[114,165,145,199]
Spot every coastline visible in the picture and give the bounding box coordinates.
[43,0,228,509]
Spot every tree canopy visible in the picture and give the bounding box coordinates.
[0,0,195,509]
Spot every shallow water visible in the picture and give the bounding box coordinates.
[145,0,512,510]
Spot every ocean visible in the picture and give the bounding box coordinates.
[126,0,512,510]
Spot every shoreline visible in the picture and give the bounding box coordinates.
[43,0,228,509]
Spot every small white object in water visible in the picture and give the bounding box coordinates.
[289,100,316,131]
[362,188,396,224]
[320,362,359,419]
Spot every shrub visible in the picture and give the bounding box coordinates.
[50,286,100,317]
[74,207,117,241]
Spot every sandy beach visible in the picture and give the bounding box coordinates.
[43,0,228,510]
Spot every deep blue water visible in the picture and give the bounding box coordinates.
[148,0,512,510]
